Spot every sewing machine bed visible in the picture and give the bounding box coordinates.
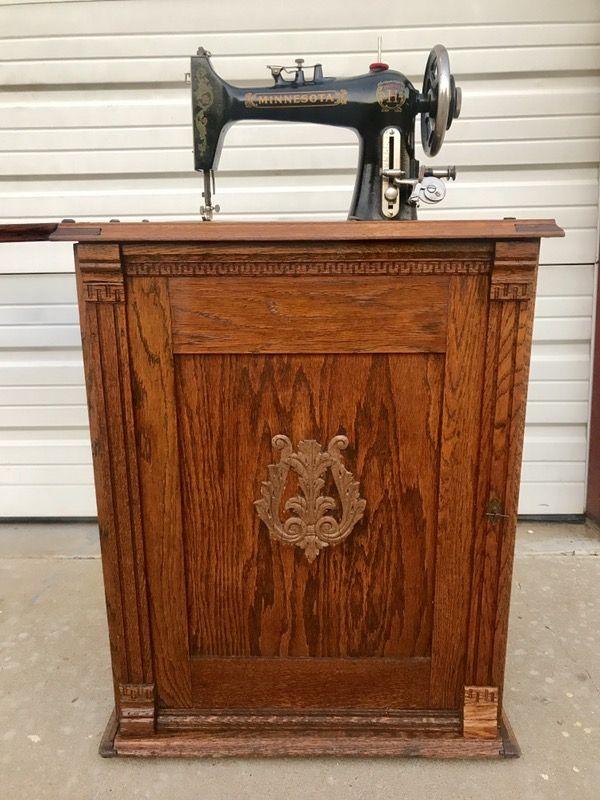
[16,219,564,758]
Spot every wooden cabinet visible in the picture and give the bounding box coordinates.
[56,219,563,757]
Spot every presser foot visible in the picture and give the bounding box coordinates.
[200,170,220,221]
[200,203,221,222]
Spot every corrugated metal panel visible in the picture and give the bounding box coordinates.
[0,0,598,516]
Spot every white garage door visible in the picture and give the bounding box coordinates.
[0,0,599,517]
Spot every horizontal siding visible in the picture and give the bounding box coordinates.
[0,486,96,518]
[518,482,588,515]
[0,262,595,515]
[0,440,91,465]
[523,425,588,462]
[1,2,598,35]
[3,50,599,85]
[0,0,598,516]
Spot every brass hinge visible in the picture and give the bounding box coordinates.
[486,497,509,524]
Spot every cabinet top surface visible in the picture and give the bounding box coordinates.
[0,219,564,244]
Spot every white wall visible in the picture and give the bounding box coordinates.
[0,0,599,516]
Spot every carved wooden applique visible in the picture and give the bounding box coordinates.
[254,434,366,563]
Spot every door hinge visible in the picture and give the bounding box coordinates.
[486,497,509,524]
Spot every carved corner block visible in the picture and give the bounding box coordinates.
[490,239,538,302]
[463,686,499,739]
[77,243,124,303]
[118,683,156,736]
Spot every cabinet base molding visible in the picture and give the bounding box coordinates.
[100,708,519,759]
[99,711,118,758]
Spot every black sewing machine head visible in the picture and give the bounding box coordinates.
[191,43,461,221]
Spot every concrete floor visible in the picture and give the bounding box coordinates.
[0,521,599,800]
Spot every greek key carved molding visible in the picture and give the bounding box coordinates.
[125,260,490,277]
[119,683,155,703]
[254,435,366,563]
[490,282,531,301]
[464,687,499,705]
[83,281,125,303]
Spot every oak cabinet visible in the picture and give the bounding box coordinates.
[57,219,562,757]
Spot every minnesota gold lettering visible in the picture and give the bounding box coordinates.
[244,89,348,109]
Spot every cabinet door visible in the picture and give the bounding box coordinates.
[127,271,489,712]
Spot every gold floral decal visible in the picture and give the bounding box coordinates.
[254,435,366,563]
[192,62,214,155]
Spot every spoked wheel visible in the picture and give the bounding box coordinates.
[421,45,462,157]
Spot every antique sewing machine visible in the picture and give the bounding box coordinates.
[0,35,567,766]
[191,43,461,220]
[0,36,564,763]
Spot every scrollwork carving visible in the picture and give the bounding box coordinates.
[254,435,366,563]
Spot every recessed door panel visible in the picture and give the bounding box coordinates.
[176,353,443,661]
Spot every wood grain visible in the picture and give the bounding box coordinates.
[125,277,192,708]
[0,222,58,242]
[466,240,539,703]
[75,244,153,709]
[105,707,517,759]
[466,302,518,689]
[191,657,430,710]
[157,708,459,732]
[491,294,537,699]
[490,239,538,300]
[67,222,551,756]
[123,239,492,276]
[170,276,448,354]
[463,686,499,739]
[112,728,504,758]
[176,353,442,660]
[429,275,489,709]
[49,218,564,242]
[118,683,156,736]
